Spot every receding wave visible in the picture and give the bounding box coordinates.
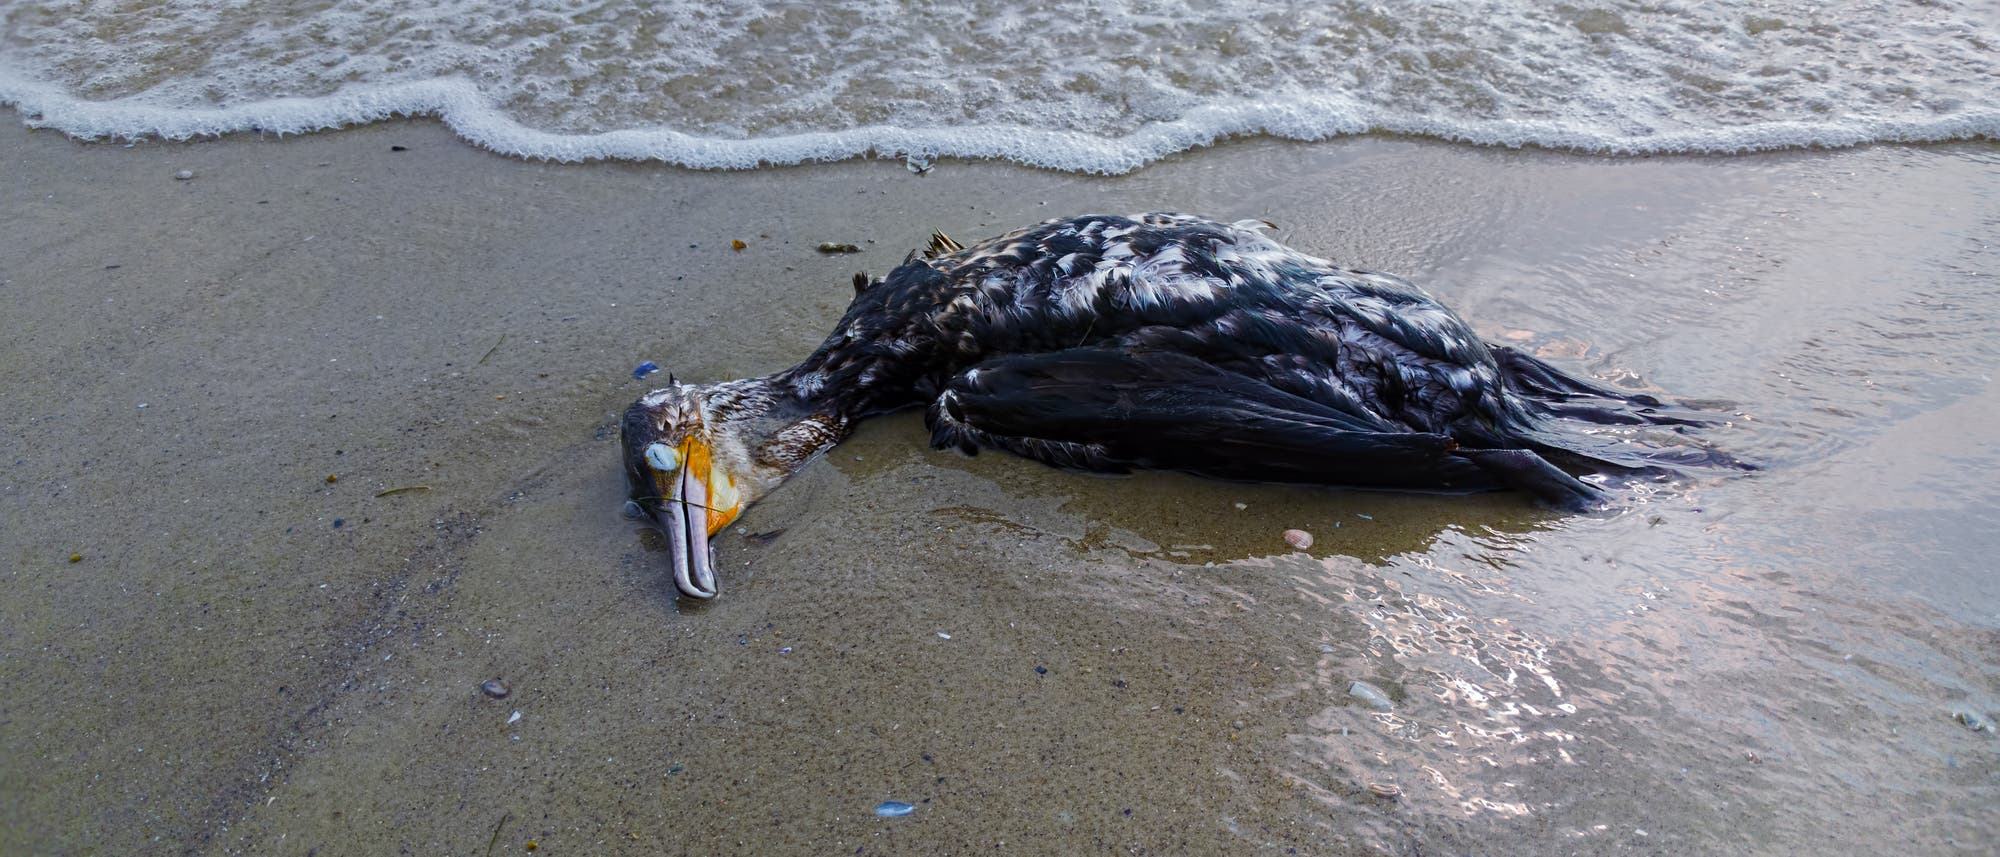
[3,0,1996,173]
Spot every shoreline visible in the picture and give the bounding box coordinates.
[3,117,1996,855]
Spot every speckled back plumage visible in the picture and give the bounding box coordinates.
[791,213,1576,443]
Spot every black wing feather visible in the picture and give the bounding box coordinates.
[925,347,1501,491]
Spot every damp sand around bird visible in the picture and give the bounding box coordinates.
[0,120,1997,854]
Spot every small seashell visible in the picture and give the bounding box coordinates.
[506,710,522,725]
[1953,708,1992,733]
[874,800,916,817]
[1282,529,1313,550]
[1366,783,1401,799]
[481,679,510,699]
[173,169,194,180]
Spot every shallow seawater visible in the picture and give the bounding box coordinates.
[755,143,2000,853]
[1,125,1996,855]
[3,0,1996,167]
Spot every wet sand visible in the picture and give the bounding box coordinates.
[2,119,1997,855]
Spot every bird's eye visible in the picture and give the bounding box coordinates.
[644,442,682,471]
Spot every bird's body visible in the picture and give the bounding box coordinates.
[623,213,1741,599]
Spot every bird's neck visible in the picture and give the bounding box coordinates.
[703,375,857,493]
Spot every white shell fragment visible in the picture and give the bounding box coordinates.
[1283,529,1313,550]
[1347,680,1394,712]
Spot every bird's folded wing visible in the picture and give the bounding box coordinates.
[924,347,1498,491]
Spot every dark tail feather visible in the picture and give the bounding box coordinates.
[1488,346,1755,475]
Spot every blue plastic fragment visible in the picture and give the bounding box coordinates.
[633,360,660,380]
[874,801,916,817]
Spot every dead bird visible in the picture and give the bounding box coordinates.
[622,212,1744,599]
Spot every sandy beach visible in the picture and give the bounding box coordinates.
[2,119,1997,855]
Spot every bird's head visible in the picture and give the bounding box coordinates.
[620,380,762,600]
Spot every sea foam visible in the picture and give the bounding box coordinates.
[3,0,1996,173]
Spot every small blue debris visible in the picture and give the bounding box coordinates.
[633,361,661,380]
[1034,665,1047,675]
[874,801,916,817]
[332,519,345,529]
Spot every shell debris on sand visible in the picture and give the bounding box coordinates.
[1283,528,1313,550]
[480,678,510,699]
[1953,708,1992,733]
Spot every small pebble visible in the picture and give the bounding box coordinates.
[779,646,793,654]
[1283,529,1313,550]
[632,361,660,380]
[1233,502,1247,510]
[1347,680,1394,712]
[730,239,747,251]
[173,169,193,180]
[481,679,510,699]
[68,554,82,564]
[874,801,916,817]
[936,632,951,640]
[506,710,522,725]
[1035,665,1048,675]
[1367,783,1401,799]
[390,145,408,151]
[326,474,338,483]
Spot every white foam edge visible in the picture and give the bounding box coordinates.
[4,70,1997,174]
